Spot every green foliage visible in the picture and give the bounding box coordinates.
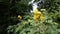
[7,0,60,34]
[7,10,60,34]
[44,0,60,12]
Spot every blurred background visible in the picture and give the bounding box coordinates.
[0,0,60,34]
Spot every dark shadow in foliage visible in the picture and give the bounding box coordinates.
[0,1,19,34]
[0,0,32,34]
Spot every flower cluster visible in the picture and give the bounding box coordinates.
[33,9,44,20]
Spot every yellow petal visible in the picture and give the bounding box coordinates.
[40,14,44,20]
[18,15,22,20]
[34,14,40,20]
[34,15,37,20]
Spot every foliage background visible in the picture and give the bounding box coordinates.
[0,0,60,34]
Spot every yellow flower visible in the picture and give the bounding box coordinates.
[34,15,39,20]
[33,9,41,15]
[33,8,44,20]
[40,14,44,20]
[17,15,22,20]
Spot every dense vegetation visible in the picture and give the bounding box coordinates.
[0,0,60,34]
